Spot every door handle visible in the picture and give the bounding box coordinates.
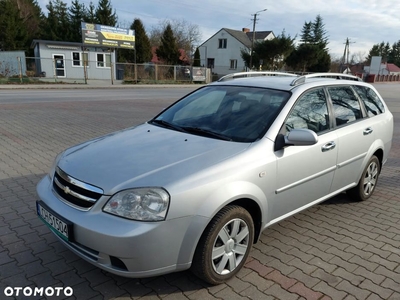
[364,127,373,135]
[322,141,336,152]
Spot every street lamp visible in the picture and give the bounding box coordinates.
[249,8,267,71]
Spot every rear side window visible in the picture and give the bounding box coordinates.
[328,86,362,126]
[353,85,385,117]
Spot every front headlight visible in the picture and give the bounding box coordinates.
[103,188,170,221]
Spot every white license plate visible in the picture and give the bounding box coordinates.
[37,202,71,241]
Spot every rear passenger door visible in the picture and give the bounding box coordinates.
[273,88,338,220]
[328,85,376,192]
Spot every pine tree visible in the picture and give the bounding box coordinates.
[312,15,329,49]
[287,14,330,72]
[85,1,96,23]
[132,18,152,63]
[300,22,312,44]
[193,48,201,67]
[156,24,181,65]
[0,0,28,51]
[68,0,87,42]
[43,0,71,41]
[95,0,117,26]
[15,0,44,46]
[389,41,400,66]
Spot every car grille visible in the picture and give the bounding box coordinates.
[53,167,103,210]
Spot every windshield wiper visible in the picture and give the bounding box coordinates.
[181,126,232,141]
[150,120,187,133]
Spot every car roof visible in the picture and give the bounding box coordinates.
[209,72,365,92]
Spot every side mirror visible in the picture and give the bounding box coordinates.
[274,129,318,151]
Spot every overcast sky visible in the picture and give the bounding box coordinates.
[38,0,400,60]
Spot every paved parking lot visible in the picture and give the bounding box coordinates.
[0,84,400,300]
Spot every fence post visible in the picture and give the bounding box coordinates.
[53,58,57,82]
[134,63,137,83]
[17,56,22,83]
[174,66,177,81]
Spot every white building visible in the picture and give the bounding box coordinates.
[31,40,117,81]
[198,28,275,77]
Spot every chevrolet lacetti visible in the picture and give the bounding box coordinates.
[36,72,393,284]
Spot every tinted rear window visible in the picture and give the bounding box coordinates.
[353,85,385,117]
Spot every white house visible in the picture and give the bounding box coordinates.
[198,28,275,77]
[31,39,117,81]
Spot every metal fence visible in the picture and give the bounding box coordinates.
[0,56,210,84]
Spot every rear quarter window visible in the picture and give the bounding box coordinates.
[353,85,385,117]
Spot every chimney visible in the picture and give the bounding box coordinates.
[242,28,250,33]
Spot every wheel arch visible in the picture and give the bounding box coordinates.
[228,198,263,244]
[373,148,384,171]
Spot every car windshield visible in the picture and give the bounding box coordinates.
[151,86,291,142]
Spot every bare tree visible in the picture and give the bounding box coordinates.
[350,51,367,64]
[149,18,201,62]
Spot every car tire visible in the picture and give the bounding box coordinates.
[347,155,380,201]
[191,205,254,285]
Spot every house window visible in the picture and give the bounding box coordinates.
[207,58,215,69]
[218,39,227,49]
[72,52,88,67]
[97,53,111,68]
[230,59,237,69]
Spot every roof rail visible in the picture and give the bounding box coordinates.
[291,73,362,86]
[218,71,298,82]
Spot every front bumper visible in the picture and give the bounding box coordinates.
[36,176,209,278]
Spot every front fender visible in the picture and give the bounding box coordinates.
[175,180,269,267]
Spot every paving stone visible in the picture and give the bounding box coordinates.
[335,280,371,300]
[308,257,337,273]
[143,277,179,297]
[263,283,299,300]
[11,250,39,266]
[329,256,358,273]
[241,271,274,291]
[240,285,275,300]
[288,282,324,300]
[265,270,297,289]
[244,259,274,277]
[359,279,395,300]
[1,87,400,300]
[313,281,347,300]
[213,286,248,300]
[311,268,341,287]
[332,267,363,286]
[288,269,321,289]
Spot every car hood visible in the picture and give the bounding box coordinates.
[57,123,250,194]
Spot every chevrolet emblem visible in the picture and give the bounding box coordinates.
[63,186,71,195]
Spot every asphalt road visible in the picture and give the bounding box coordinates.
[0,87,198,105]
[0,83,400,300]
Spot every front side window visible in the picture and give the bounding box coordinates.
[218,39,227,49]
[151,86,291,142]
[352,85,385,117]
[285,88,329,134]
[97,53,111,68]
[328,86,362,126]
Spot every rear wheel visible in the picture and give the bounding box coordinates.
[191,205,254,285]
[347,155,380,201]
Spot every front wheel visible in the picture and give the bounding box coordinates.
[191,205,254,285]
[347,155,381,201]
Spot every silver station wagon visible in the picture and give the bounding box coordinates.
[36,72,393,284]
